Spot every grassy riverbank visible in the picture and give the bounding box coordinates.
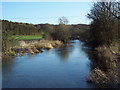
[11,35,43,40]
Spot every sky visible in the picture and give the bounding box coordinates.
[2,2,93,25]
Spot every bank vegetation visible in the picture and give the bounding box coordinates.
[86,1,120,85]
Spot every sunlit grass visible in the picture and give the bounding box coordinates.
[11,35,43,40]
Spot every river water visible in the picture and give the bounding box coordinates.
[3,40,96,88]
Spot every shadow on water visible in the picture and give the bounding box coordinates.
[81,48,105,71]
[82,47,115,71]
[3,57,15,68]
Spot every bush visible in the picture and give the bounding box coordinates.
[44,33,53,40]
[52,24,71,43]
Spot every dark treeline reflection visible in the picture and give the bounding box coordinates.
[82,46,119,72]
[2,57,16,74]
[82,49,107,71]
[55,42,74,61]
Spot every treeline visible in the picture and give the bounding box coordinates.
[87,1,119,48]
[46,24,89,42]
[2,20,46,35]
[2,20,89,37]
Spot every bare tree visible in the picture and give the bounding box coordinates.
[104,2,120,20]
[87,1,119,47]
[58,16,69,25]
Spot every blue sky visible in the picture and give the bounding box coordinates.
[2,2,93,25]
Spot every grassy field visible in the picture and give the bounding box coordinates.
[11,35,43,40]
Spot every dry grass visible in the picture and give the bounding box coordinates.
[11,40,63,54]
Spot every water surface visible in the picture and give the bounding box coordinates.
[3,40,95,88]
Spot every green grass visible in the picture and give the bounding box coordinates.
[11,35,43,40]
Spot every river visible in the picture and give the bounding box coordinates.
[3,40,96,88]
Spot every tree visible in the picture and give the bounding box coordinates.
[50,17,70,42]
[58,17,69,25]
[52,24,71,43]
[104,2,120,20]
[87,1,119,47]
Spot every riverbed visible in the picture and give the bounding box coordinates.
[3,40,96,88]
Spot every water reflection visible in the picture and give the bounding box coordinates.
[55,40,84,62]
[84,49,116,72]
[3,57,15,66]
[82,47,108,71]
[56,44,74,61]
[2,57,17,75]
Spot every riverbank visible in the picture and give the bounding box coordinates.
[3,40,63,57]
[86,42,120,85]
